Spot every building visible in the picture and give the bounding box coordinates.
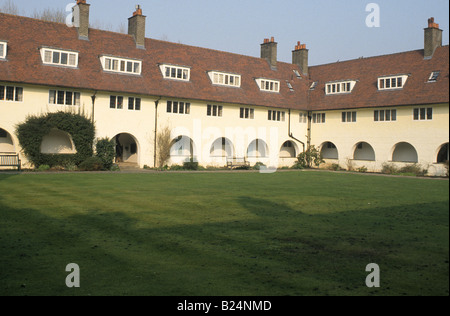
[1,2,449,175]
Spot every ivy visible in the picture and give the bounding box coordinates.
[16,111,95,168]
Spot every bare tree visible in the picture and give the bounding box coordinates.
[0,0,20,15]
[156,126,172,168]
[32,8,66,23]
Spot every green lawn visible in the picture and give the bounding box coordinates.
[0,171,448,296]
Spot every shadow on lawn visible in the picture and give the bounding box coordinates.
[0,197,448,296]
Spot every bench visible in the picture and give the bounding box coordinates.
[226,157,250,169]
[0,153,21,171]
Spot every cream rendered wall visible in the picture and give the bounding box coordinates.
[310,103,449,176]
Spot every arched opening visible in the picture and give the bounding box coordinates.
[437,143,449,163]
[247,139,269,158]
[170,135,196,162]
[113,133,139,165]
[392,142,418,163]
[40,129,77,154]
[0,128,16,153]
[210,137,234,158]
[353,142,376,161]
[280,141,297,158]
[320,141,338,159]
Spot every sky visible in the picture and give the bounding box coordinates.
[2,0,449,66]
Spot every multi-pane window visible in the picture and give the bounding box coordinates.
[239,107,255,119]
[209,71,241,87]
[326,81,356,95]
[110,96,124,109]
[49,90,80,105]
[299,113,308,123]
[101,56,142,75]
[0,41,6,59]
[207,104,223,117]
[312,113,326,124]
[374,109,397,122]
[128,97,141,111]
[0,85,23,102]
[160,64,190,81]
[413,107,433,121]
[341,111,357,123]
[41,48,78,67]
[166,101,191,114]
[256,79,280,92]
[378,75,408,90]
[268,110,286,122]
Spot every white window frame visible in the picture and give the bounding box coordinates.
[239,107,255,120]
[48,90,80,106]
[208,71,241,88]
[40,48,78,68]
[101,56,142,75]
[413,107,433,121]
[299,113,308,123]
[341,111,357,123]
[325,81,357,95]
[256,78,280,93]
[428,71,440,83]
[374,109,397,122]
[0,41,7,59]
[268,110,286,122]
[378,75,408,90]
[207,104,223,117]
[0,85,23,102]
[312,113,326,124]
[166,100,191,115]
[160,64,190,81]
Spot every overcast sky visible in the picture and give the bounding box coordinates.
[2,0,449,66]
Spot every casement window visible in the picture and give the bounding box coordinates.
[256,79,280,93]
[341,111,357,123]
[428,71,440,82]
[0,41,6,59]
[0,85,23,102]
[239,107,255,119]
[413,107,433,121]
[374,109,397,122]
[286,81,294,92]
[326,81,356,95]
[110,96,124,109]
[49,90,80,106]
[312,113,326,124]
[128,97,141,111]
[378,75,408,90]
[166,101,191,114]
[293,70,302,79]
[160,64,190,81]
[207,104,223,117]
[299,113,308,123]
[101,56,142,75]
[40,48,78,68]
[309,82,318,90]
[268,110,286,122]
[209,71,241,87]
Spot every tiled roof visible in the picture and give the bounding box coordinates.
[1,13,449,112]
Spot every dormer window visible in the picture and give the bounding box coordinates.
[41,48,78,68]
[428,71,440,82]
[293,70,302,79]
[326,81,356,95]
[0,41,6,59]
[256,78,280,93]
[101,56,142,75]
[208,71,241,87]
[160,64,190,81]
[378,75,408,90]
[309,81,318,90]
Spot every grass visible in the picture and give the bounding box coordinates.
[0,171,448,296]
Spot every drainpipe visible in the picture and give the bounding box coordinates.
[91,92,97,125]
[153,97,162,168]
[288,109,305,153]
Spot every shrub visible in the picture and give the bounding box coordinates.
[253,162,266,170]
[328,163,343,171]
[37,164,50,172]
[78,157,104,171]
[297,145,324,168]
[156,126,172,168]
[399,164,428,176]
[357,166,368,173]
[444,161,449,177]
[381,163,398,174]
[96,138,115,170]
[183,158,199,170]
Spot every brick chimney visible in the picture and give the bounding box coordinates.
[292,42,309,75]
[73,0,90,40]
[261,37,277,69]
[128,5,146,49]
[424,17,443,59]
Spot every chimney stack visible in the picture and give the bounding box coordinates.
[424,17,443,59]
[261,37,277,69]
[128,5,146,49]
[292,41,309,75]
[73,0,90,40]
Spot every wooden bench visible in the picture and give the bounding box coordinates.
[227,157,250,169]
[0,153,21,171]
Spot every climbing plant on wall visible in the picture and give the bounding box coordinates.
[16,111,95,168]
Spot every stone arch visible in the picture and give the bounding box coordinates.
[392,142,418,163]
[40,129,77,154]
[436,143,449,163]
[353,141,376,161]
[320,141,339,159]
[170,135,197,162]
[280,140,298,158]
[247,139,269,158]
[112,133,140,164]
[210,137,234,158]
[0,127,16,153]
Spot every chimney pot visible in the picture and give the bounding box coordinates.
[424,17,443,58]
